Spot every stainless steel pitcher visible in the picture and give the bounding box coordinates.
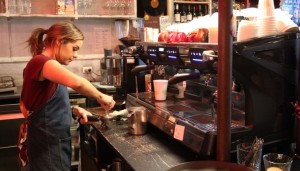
[127,107,147,135]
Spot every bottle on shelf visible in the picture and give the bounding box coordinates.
[192,5,197,20]
[197,4,203,18]
[174,3,181,23]
[202,5,208,15]
[186,4,192,22]
[180,4,187,23]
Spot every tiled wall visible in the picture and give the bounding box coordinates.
[0,17,122,86]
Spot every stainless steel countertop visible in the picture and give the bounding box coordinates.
[87,107,196,171]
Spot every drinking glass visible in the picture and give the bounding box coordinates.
[263,153,293,171]
[105,0,113,15]
[237,143,262,171]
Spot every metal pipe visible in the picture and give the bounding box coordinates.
[217,0,233,162]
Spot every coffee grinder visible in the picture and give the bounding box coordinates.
[116,19,146,96]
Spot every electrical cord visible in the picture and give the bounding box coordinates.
[92,70,101,76]
[88,73,96,82]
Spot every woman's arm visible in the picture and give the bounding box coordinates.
[42,60,115,110]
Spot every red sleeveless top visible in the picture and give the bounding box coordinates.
[21,55,57,111]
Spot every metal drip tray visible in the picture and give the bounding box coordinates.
[167,104,195,112]
[167,103,211,113]
[190,114,214,124]
[127,92,250,156]
[190,114,244,131]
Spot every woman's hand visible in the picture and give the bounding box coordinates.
[97,94,116,110]
[72,106,93,124]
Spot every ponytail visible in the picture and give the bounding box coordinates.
[26,28,47,56]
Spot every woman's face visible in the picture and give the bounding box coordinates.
[56,40,83,65]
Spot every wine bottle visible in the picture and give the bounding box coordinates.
[174,3,180,23]
[197,4,203,18]
[192,5,197,20]
[202,5,208,15]
[186,4,192,22]
[180,4,187,23]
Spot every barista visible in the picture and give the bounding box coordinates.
[21,21,115,171]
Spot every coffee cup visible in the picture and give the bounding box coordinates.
[153,80,168,101]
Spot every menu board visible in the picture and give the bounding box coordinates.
[94,27,112,54]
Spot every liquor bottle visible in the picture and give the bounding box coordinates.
[197,4,203,18]
[202,5,208,16]
[192,5,197,20]
[174,3,180,23]
[186,4,192,22]
[180,4,187,23]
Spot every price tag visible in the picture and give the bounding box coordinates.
[173,124,185,141]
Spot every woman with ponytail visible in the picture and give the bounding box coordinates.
[20,21,115,171]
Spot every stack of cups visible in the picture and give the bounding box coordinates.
[257,0,277,37]
[237,20,258,42]
[275,9,299,33]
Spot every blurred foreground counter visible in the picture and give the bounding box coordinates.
[81,107,196,171]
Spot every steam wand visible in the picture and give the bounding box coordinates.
[131,65,155,97]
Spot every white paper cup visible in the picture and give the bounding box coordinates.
[153,80,168,101]
[276,17,298,33]
[258,0,275,17]
[237,20,258,42]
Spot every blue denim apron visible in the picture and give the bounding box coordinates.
[27,84,72,171]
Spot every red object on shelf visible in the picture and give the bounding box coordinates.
[166,31,187,43]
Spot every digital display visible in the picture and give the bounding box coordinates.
[189,48,206,70]
[147,46,160,63]
[165,47,182,65]
[158,47,164,53]
[189,48,204,62]
[165,47,179,59]
[147,46,157,53]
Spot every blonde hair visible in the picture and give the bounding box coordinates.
[26,21,84,56]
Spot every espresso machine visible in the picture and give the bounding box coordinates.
[126,31,299,159]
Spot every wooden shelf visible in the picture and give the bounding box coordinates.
[0,0,137,20]
[0,13,137,20]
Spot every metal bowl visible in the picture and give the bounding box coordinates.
[119,38,140,47]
